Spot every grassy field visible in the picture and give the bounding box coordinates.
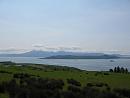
[0,62,130,89]
[0,62,130,98]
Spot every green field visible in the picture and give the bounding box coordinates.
[0,62,130,98]
[0,63,130,89]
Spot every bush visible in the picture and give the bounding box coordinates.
[103,73,109,75]
[87,83,94,87]
[0,70,12,74]
[114,88,130,98]
[95,83,104,87]
[82,87,99,98]
[67,79,81,87]
[68,85,81,92]
[13,73,31,79]
[0,74,130,98]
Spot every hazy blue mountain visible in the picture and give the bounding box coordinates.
[0,50,123,58]
[0,50,105,57]
[0,50,54,57]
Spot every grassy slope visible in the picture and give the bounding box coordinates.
[0,63,130,89]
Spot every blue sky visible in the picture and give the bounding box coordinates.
[0,0,130,54]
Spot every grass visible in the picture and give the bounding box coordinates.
[0,93,9,98]
[0,63,130,89]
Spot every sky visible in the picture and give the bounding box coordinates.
[0,0,130,54]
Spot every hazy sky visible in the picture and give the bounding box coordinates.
[0,0,130,53]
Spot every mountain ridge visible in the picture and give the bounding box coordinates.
[0,50,105,57]
[0,50,124,58]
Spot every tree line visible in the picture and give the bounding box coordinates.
[109,66,128,73]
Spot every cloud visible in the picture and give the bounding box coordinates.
[58,46,82,51]
[32,44,44,48]
[0,48,27,53]
[44,47,58,50]
[33,44,82,51]
[45,46,82,51]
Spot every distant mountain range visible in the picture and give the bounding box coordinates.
[0,50,105,57]
[42,55,120,59]
[0,50,129,59]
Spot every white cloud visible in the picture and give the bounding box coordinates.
[32,44,82,51]
[0,48,27,53]
[58,46,82,51]
[32,44,44,48]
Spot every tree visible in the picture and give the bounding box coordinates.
[121,67,125,73]
[117,66,121,73]
[109,69,113,72]
[114,67,117,72]
[125,68,128,73]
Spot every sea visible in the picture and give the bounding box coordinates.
[0,57,130,71]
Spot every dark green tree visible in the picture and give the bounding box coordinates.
[121,67,125,73]
[114,67,117,72]
[125,68,128,73]
[109,69,113,72]
[117,66,121,73]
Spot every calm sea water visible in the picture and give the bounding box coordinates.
[0,57,130,71]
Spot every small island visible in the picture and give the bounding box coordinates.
[41,54,120,59]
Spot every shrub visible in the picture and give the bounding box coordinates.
[87,83,94,87]
[113,88,130,98]
[68,85,81,92]
[95,83,104,87]
[67,79,81,87]
[103,73,109,75]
